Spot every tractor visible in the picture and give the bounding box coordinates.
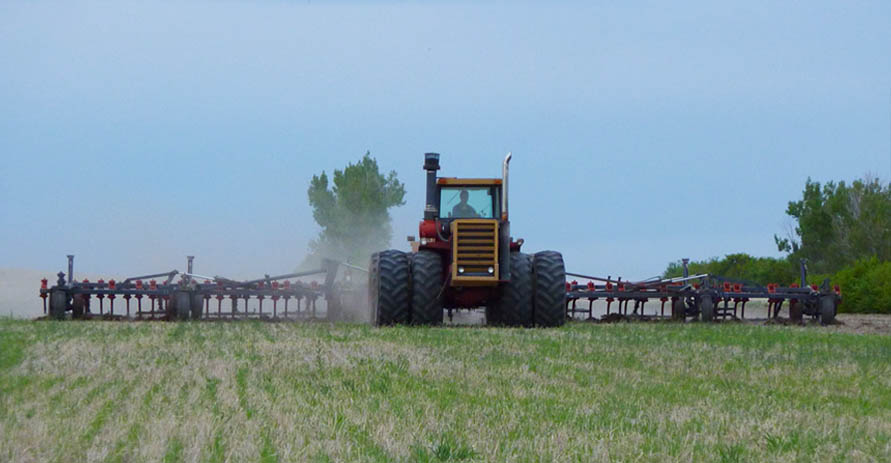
[368,153,566,326]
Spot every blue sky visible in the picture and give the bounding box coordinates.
[1,1,889,280]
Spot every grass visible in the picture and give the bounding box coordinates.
[0,318,889,462]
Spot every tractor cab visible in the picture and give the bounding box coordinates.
[437,181,500,221]
[418,154,513,287]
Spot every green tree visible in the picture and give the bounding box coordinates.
[306,152,406,266]
[775,177,891,273]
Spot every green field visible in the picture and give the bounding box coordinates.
[1,319,889,462]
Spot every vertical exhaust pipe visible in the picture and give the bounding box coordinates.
[500,152,512,281]
[502,152,512,221]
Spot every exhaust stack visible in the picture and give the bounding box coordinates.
[502,152,512,221]
[499,152,512,282]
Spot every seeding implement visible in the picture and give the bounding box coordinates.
[38,153,842,325]
[38,255,362,321]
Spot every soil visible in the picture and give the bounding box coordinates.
[829,313,891,336]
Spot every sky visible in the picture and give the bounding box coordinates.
[1,0,889,281]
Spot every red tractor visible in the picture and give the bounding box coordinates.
[368,153,566,326]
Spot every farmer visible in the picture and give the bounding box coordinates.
[451,189,479,217]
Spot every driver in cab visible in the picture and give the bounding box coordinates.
[451,190,479,218]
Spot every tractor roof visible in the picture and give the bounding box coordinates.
[437,178,502,186]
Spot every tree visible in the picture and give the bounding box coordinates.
[306,152,406,266]
[775,176,891,273]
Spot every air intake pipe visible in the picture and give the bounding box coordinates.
[423,153,440,220]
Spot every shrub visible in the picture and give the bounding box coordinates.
[830,258,891,313]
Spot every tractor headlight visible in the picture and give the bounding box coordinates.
[458,267,465,274]
[487,266,494,274]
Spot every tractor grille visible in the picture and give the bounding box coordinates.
[452,219,499,281]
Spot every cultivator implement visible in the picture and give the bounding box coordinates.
[565,258,842,324]
[38,253,841,325]
[39,255,363,321]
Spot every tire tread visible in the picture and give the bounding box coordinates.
[411,251,443,325]
[532,251,566,327]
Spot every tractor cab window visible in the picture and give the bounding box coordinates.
[440,186,496,219]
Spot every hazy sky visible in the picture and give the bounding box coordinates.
[1,1,889,281]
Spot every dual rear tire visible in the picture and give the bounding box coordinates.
[367,249,446,326]
[368,250,412,325]
[368,249,566,327]
[532,251,567,327]
[475,251,568,327]
[411,251,444,326]
[486,251,567,327]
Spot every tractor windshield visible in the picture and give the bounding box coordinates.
[440,186,497,219]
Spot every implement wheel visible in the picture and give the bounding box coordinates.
[819,295,837,325]
[369,250,411,326]
[671,298,685,321]
[496,252,533,326]
[172,291,191,321]
[165,296,176,320]
[190,293,204,320]
[72,294,88,319]
[700,294,715,322]
[49,290,68,320]
[411,251,443,325]
[789,301,803,323]
[532,251,566,327]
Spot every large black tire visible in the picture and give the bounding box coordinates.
[700,294,715,322]
[165,296,176,320]
[496,252,533,326]
[370,250,411,326]
[411,251,443,325]
[190,293,204,320]
[49,290,68,320]
[532,251,566,327]
[671,298,685,321]
[819,295,837,325]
